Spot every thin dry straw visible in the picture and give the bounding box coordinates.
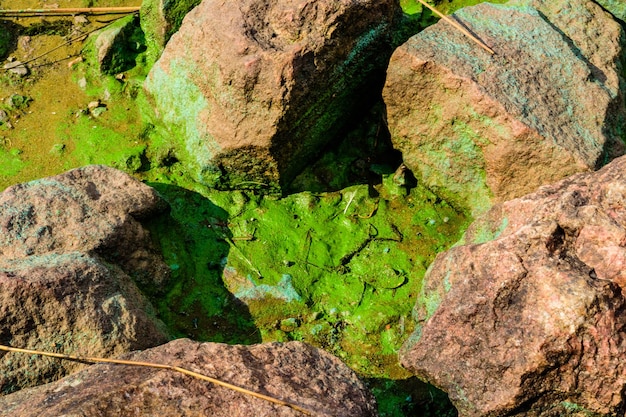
[0,343,314,416]
[0,7,140,16]
[1,14,134,72]
[416,0,495,55]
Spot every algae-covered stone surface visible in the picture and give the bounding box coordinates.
[596,0,626,21]
[83,14,146,75]
[139,0,201,66]
[147,172,467,375]
[144,0,402,191]
[1,0,604,416]
[384,0,626,216]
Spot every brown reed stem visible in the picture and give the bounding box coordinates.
[0,343,314,416]
[0,7,140,16]
[416,0,495,55]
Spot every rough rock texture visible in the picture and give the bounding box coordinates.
[0,338,378,417]
[0,166,171,394]
[0,254,170,395]
[383,0,626,216]
[0,165,169,286]
[144,0,401,192]
[139,0,201,66]
[400,155,626,416]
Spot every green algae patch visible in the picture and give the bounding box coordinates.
[58,107,148,173]
[142,58,224,187]
[369,377,457,417]
[146,172,469,379]
[401,0,509,15]
[140,0,202,66]
[145,183,261,344]
[0,146,27,181]
[82,14,146,76]
[592,0,626,21]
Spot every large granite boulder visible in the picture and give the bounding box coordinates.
[0,164,170,287]
[144,0,401,192]
[383,0,626,216]
[400,155,626,416]
[0,166,171,394]
[0,338,378,417]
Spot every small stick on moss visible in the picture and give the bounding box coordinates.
[3,14,133,72]
[416,0,495,55]
[0,344,314,416]
[357,201,379,219]
[0,7,140,16]
[343,191,357,215]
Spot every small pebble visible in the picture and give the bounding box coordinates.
[3,61,28,77]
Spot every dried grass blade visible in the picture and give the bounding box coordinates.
[416,0,495,55]
[0,344,314,416]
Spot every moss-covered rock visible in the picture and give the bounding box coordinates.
[83,14,145,75]
[596,0,626,21]
[144,0,402,192]
[139,0,201,66]
[384,0,626,216]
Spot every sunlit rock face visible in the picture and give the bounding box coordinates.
[144,0,402,192]
[0,165,170,394]
[401,155,626,417]
[384,0,626,216]
[0,339,378,417]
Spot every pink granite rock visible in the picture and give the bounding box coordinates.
[0,166,171,394]
[400,155,626,416]
[144,0,401,191]
[0,338,378,417]
[383,0,626,216]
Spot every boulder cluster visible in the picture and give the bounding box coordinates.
[3,0,626,415]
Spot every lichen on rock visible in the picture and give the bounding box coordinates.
[144,0,402,192]
[384,0,626,216]
[401,155,626,416]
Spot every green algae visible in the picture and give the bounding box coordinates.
[143,171,468,382]
[591,0,626,22]
[0,147,27,180]
[369,377,457,417]
[143,58,224,186]
[0,4,526,414]
[411,117,493,216]
[143,183,261,344]
[401,0,510,16]
[558,401,603,417]
[140,0,202,66]
[95,14,146,76]
[467,216,509,245]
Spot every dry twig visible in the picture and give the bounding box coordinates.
[0,343,314,416]
[416,0,495,55]
[0,7,140,16]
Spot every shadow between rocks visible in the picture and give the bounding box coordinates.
[144,182,261,345]
[286,100,404,195]
[367,377,458,417]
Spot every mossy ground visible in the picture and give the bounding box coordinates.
[0,1,504,415]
